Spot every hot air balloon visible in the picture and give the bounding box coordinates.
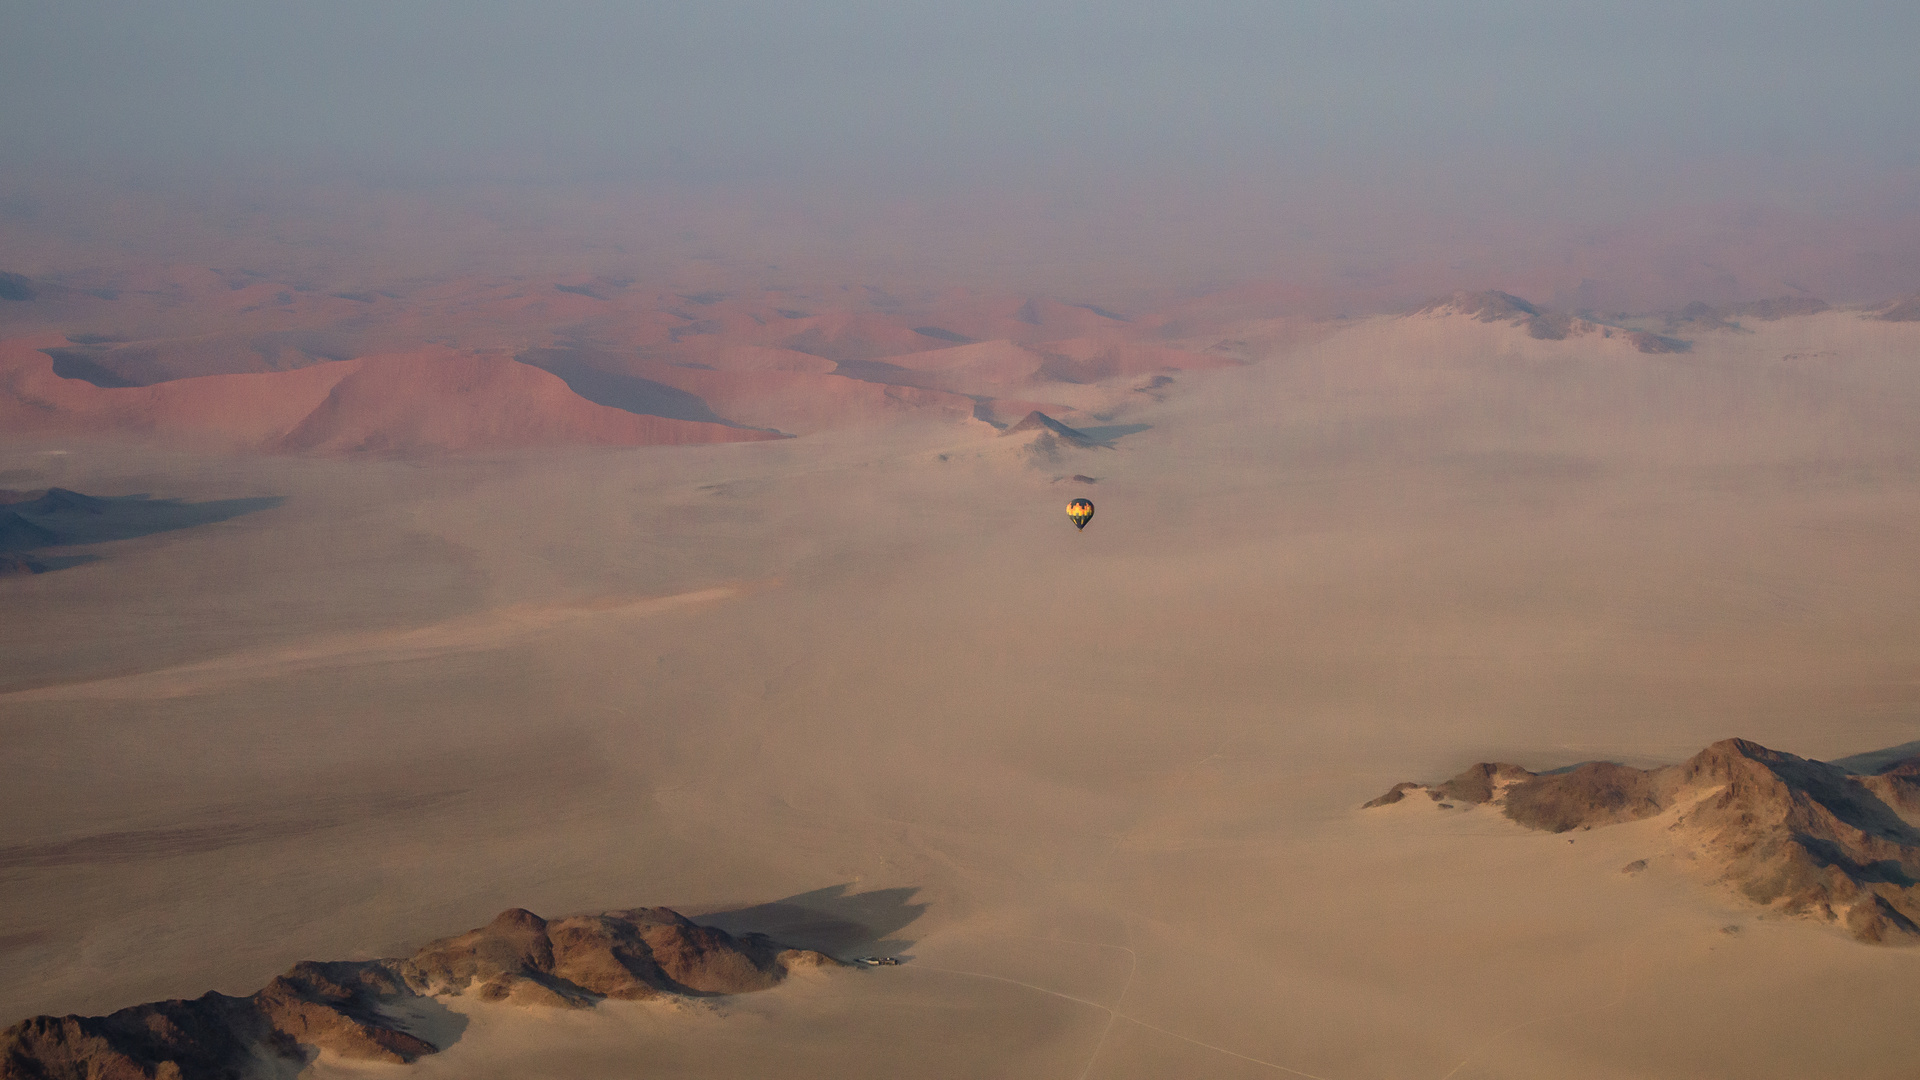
[1066,498,1095,530]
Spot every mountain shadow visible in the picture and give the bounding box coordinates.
[693,884,927,957]
[0,489,284,575]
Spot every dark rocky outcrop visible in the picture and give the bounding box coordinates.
[1666,297,1830,330]
[1422,290,1541,322]
[0,553,43,577]
[1728,296,1829,320]
[0,512,60,552]
[1417,291,1714,353]
[0,490,285,576]
[1877,294,1920,322]
[1,905,840,1079]
[1625,331,1691,354]
[999,410,1106,464]
[1,994,268,1080]
[399,906,806,1007]
[1503,760,1668,832]
[999,410,1098,446]
[11,489,108,517]
[1523,311,1576,340]
[1367,739,1920,944]
[1418,291,1675,348]
[1433,762,1532,805]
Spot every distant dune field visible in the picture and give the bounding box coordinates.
[4,274,1920,1079]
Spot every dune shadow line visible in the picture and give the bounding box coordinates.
[518,347,788,436]
[1076,423,1152,442]
[519,348,729,423]
[42,348,141,388]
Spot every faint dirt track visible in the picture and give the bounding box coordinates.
[1,583,757,702]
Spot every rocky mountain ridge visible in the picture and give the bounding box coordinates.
[1367,738,1920,944]
[0,905,840,1080]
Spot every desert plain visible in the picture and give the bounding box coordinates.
[4,273,1920,1079]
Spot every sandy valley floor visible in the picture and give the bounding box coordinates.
[5,310,1920,1078]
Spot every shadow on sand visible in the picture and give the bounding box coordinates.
[694,884,928,958]
[0,488,284,574]
[519,347,732,424]
[1076,422,1152,442]
[517,347,786,436]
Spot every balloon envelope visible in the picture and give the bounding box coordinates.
[1066,499,1094,530]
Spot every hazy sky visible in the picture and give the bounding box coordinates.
[4,1,1919,302]
[6,0,1915,179]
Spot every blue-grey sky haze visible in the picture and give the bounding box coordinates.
[3,1,1918,303]
[7,1,1917,180]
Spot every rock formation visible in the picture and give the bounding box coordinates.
[399,906,825,1006]
[1877,294,1920,321]
[0,512,59,552]
[1366,738,1920,944]
[996,410,1107,465]
[1417,290,1692,352]
[999,410,1100,446]
[1664,297,1831,331]
[0,554,43,577]
[0,905,839,1079]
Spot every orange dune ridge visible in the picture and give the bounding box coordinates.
[0,261,1285,451]
[0,339,779,453]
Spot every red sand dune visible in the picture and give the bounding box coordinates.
[767,310,945,362]
[0,334,346,449]
[276,348,781,453]
[0,338,776,453]
[0,263,1266,451]
[879,340,1048,391]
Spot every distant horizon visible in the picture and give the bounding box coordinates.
[5,1,1919,309]
[4,162,1919,318]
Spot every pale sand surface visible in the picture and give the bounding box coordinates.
[4,312,1920,1077]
